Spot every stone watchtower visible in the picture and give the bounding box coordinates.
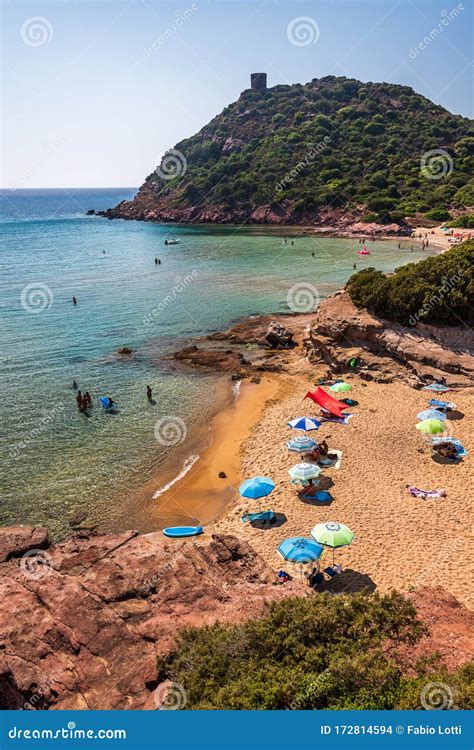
[250,73,267,92]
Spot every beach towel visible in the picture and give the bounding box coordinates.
[428,398,456,411]
[319,449,343,469]
[299,490,333,502]
[408,486,446,499]
[319,414,353,425]
[241,510,275,524]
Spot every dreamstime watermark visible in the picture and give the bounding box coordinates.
[154,416,187,446]
[155,149,187,181]
[287,282,320,312]
[153,681,187,710]
[420,149,454,180]
[409,4,464,59]
[420,681,456,710]
[276,137,331,192]
[20,549,54,580]
[9,137,65,192]
[143,4,199,59]
[20,16,53,46]
[143,270,198,325]
[287,16,320,46]
[408,269,465,325]
[20,283,54,314]
[9,403,68,459]
[137,560,178,599]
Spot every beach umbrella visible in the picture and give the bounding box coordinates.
[416,419,445,435]
[287,436,318,453]
[287,417,321,431]
[288,462,322,482]
[416,409,447,422]
[310,521,354,565]
[277,537,324,564]
[239,476,275,499]
[422,384,450,393]
[329,382,352,393]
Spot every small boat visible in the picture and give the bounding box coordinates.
[357,248,370,255]
[164,239,180,245]
[163,525,203,538]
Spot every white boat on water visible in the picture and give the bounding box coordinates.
[164,238,180,245]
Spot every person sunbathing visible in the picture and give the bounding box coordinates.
[303,440,329,464]
[300,479,319,497]
[433,441,458,460]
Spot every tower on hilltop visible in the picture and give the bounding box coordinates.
[250,73,267,92]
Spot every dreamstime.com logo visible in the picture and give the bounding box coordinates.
[287,282,320,312]
[154,416,187,446]
[20,549,54,580]
[420,681,457,710]
[21,283,54,313]
[154,681,187,710]
[20,16,53,46]
[420,149,453,180]
[155,149,187,180]
[287,16,320,46]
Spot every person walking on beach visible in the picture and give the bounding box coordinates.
[146,385,153,402]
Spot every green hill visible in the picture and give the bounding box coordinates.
[108,75,473,225]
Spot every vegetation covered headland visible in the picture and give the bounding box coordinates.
[102,75,474,229]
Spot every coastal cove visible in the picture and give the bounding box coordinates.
[1,189,437,538]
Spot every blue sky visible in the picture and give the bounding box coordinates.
[2,0,472,188]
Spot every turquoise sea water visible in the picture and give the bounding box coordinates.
[0,189,433,536]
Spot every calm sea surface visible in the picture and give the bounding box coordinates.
[0,188,432,535]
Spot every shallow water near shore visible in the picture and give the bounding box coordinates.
[1,189,435,536]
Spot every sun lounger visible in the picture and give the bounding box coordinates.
[319,449,342,469]
[240,510,276,525]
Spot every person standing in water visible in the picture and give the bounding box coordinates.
[73,380,78,390]
[76,390,83,409]
[154,258,158,265]
[146,385,153,401]
[72,296,77,305]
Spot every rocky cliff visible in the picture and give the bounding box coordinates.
[305,290,474,385]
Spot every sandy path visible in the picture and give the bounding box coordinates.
[212,373,473,608]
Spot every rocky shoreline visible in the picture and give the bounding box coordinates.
[0,525,472,710]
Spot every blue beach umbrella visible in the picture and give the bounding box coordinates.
[287,436,318,453]
[277,537,324,564]
[239,476,275,499]
[288,417,321,431]
[417,409,447,422]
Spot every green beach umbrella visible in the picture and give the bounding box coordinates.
[329,382,352,393]
[416,419,445,435]
[310,521,354,565]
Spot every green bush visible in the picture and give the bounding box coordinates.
[424,208,452,221]
[347,241,474,326]
[448,214,474,228]
[157,591,473,710]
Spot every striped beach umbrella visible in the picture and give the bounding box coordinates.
[417,409,447,422]
[288,417,321,431]
[287,436,318,453]
[288,462,322,483]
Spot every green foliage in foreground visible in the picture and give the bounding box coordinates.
[347,241,474,326]
[144,76,473,219]
[157,591,473,710]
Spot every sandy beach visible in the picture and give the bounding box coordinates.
[208,371,473,609]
